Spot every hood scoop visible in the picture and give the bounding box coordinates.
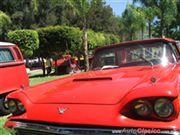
[73,77,112,82]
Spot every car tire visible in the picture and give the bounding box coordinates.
[0,97,10,116]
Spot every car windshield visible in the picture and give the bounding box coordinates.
[91,42,177,70]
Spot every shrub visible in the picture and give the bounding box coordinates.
[0,11,11,40]
[37,26,82,59]
[8,30,39,58]
[37,25,120,59]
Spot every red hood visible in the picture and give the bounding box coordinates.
[23,65,178,105]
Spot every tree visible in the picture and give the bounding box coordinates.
[143,7,157,38]
[72,0,121,71]
[133,0,157,38]
[168,1,180,39]
[50,0,76,25]
[0,0,37,29]
[0,11,11,41]
[72,0,91,71]
[135,7,146,39]
[133,0,177,37]
[121,5,146,40]
[155,0,177,37]
[0,0,120,36]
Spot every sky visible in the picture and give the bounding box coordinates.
[105,0,133,16]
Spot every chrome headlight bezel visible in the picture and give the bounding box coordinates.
[154,98,174,118]
[133,99,152,117]
[7,99,26,115]
[17,101,26,112]
[121,97,176,121]
[8,99,18,113]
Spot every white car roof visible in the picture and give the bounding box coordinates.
[0,42,15,46]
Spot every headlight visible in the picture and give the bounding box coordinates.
[17,101,26,112]
[133,100,152,116]
[154,98,174,118]
[8,99,17,113]
[7,99,26,115]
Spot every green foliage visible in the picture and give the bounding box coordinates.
[0,116,12,135]
[155,0,177,37]
[8,30,39,57]
[121,5,146,40]
[0,0,180,41]
[37,25,120,59]
[133,0,177,38]
[37,25,82,59]
[168,1,180,40]
[72,0,119,34]
[0,11,11,40]
[88,30,120,50]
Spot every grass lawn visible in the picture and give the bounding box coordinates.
[0,70,68,135]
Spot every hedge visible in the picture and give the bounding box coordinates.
[8,30,39,58]
[7,25,120,59]
[37,26,82,59]
[37,25,120,57]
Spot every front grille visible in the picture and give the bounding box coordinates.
[10,120,178,135]
[15,128,124,135]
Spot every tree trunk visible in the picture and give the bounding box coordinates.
[130,31,133,41]
[160,19,165,38]
[148,20,152,39]
[141,27,144,40]
[160,9,165,38]
[83,28,89,71]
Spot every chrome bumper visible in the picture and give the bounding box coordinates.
[5,121,180,135]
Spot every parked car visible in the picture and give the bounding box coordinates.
[0,42,29,116]
[52,55,81,75]
[5,38,180,134]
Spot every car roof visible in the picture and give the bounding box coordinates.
[95,38,176,52]
[0,42,15,46]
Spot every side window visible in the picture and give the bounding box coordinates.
[170,43,180,60]
[13,47,23,60]
[0,48,14,62]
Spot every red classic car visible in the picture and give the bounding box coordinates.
[5,38,180,135]
[0,42,29,116]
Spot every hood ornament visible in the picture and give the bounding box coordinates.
[150,77,157,83]
[58,107,69,114]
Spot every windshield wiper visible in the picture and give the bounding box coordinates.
[138,45,162,61]
[130,52,154,66]
[137,44,171,66]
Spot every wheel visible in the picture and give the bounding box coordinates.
[0,97,10,116]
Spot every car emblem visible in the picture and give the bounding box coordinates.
[58,107,69,114]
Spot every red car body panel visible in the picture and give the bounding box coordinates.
[4,88,180,129]
[0,44,29,95]
[5,38,180,134]
[20,64,178,105]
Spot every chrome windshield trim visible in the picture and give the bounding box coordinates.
[9,121,180,135]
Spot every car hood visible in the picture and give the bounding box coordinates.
[23,65,177,105]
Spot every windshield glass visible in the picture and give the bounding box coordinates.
[92,42,177,70]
